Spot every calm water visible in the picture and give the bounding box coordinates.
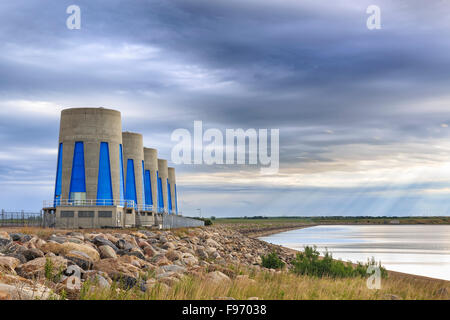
[260,225,450,281]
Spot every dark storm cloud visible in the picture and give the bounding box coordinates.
[0,0,450,214]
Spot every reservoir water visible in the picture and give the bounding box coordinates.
[259,225,450,281]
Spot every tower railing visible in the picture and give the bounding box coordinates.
[43,199,154,212]
[43,199,135,208]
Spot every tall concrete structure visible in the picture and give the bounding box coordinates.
[122,132,146,226]
[43,107,201,229]
[168,167,178,215]
[143,148,158,214]
[157,159,169,214]
[51,107,127,228]
[56,108,123,203]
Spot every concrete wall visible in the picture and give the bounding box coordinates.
[55,206,125,228]
[59,108,122,202]
[168,167,177,214]
[143,148,158,214]
[158,159,168,213]
[122,132,145,208]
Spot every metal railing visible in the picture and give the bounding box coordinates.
[43,199,136,208]
[44,199,154,213]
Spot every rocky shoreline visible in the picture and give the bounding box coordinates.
[0,226,296,300]
[0,225,448,300]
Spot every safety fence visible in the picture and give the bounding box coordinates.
[0,209,203,229]
[0,210,43,227]
[161,214,205,229]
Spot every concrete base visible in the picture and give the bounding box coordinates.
[54,206,129,228]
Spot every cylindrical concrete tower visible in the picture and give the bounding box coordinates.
[168,167,177,215]
[143,148,158,212]
[56,108,124,205]
[157,159,168,214]
[122,132,145,209]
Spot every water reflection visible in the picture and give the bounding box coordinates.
[260,225,450,280]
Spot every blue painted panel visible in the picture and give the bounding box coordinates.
[97,142,113,205]
[54,143,63,206]
[69,141,86,200]
[125,159,137,207]
[175,184,178,214]
[119,144,125,204]
[167,179,172,213]
[157,171,163,211]
[142,160,146,206]
[144,170,153,205]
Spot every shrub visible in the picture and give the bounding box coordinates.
[44,258,54,281]
[261,251,285,269]
[292,246,387,279]
[193,217,213,226]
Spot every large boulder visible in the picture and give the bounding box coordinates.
[98,245,117,259]
[116,239,133,251]
[160,264,186,274]
[0,232,11,247]
[131,232,147,239]
[10,233,32,243]
[181,253,198,267]
[0,281,57,300]
[38,241,64,255]
[93,236,119,252]
[165,250,182,262]
[196,248,209,259]
[60,242,100,262]
[93,258,140,289]
[151,254,171,266]
[22,248,44,261]
[205,271,231,283]
[205,238,220,248]
[0,256,21,274]
[16,256,68,279]
[143,246,157,257]
[48,235,68,244]
[65,250,94,270]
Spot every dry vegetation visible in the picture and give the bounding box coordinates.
[1,224,448,300]
[80,265,449,300]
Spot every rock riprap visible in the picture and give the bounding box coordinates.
[0,226,293,299]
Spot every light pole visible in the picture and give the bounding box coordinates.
[196,208,202,218]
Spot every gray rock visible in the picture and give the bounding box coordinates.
[93,236,119,252]
[48,236,67,244]
[22,248,44,261]
[161,264,186,274]
[116,239,133,251]
[141,231,158,238]
[123,250,145,260]
[10,233,32,242]
[196,248,209,259]
[0,238,11,247]
[63,264,84,278]
[65,250,93,270]
[1,243,27,256]
[159,236,168,243]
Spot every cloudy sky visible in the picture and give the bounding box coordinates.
[1,0,450,217]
